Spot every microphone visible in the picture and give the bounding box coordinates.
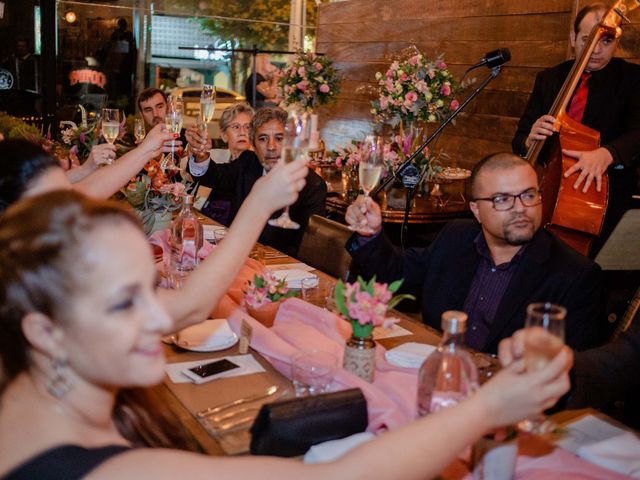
[470,48,511,69]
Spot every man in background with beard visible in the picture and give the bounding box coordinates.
[345,153,604,354]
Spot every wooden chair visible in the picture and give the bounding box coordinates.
[297,215,353,279]
[609,285,640,342]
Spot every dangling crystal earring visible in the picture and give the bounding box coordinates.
[47,357,74,398]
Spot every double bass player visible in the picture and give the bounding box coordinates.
[513,2,640,255]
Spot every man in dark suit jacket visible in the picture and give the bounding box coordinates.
[512,3,640,252]
[346,153,604,354]
[188,107,327,256]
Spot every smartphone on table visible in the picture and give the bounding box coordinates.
[181,358,241,384]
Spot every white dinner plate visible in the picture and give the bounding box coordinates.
[174,332,238,352]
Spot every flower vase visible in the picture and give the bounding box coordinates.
[247,299,283,328]
[343,322,376,382]
[342,167,360,202]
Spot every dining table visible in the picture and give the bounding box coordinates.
[155,231,639,479]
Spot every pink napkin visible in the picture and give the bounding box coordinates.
[228,297,418,432]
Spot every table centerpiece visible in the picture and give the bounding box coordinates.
[335,276,414,382]
[244,271,299,327]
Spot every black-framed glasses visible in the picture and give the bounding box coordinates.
[472,189,542,211]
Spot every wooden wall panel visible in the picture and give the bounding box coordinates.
[316,0,640,170]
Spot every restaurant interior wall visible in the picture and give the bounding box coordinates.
[316,0,640,170]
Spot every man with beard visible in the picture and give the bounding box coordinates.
[345,153,604,354]
[187,106,326,256]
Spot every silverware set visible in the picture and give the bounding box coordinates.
[197,385,286,432]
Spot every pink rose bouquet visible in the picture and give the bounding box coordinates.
[244,271,299,309]
[335,276,415,338]
[281,50,341,110]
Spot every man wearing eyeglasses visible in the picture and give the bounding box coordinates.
[346,152,604,354]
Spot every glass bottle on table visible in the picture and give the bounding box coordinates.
[417,310,479,416]
[268,109,311,230]
[169,194,203,289]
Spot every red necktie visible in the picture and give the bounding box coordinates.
[567,72,592,123]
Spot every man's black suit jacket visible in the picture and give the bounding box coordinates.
[348,219,605,354]
[189,150,327,256]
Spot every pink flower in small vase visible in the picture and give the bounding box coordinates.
[319,84,330,93]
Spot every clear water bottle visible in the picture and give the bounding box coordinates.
[170,194,203,288]
[417,310,479,416]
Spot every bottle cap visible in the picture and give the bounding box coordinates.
[183,194,194,205]
[441,310,468,334]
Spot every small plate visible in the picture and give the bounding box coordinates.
[174,332,239,352]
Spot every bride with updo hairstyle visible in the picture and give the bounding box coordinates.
[0,191,572,479]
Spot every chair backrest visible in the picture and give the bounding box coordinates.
[297,215,352,279]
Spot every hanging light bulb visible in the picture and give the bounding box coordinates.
[65,11,77,23]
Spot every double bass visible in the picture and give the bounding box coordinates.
[526,0,640,256]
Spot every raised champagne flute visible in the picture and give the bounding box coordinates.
[348,135,384,233]
[200,84,216,124]
[165,96,183,163]
[134,117,146,142]
[101,108,120,157]
[519,302,566,433]
[268,110,311,230]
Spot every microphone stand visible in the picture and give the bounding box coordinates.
[377,65,504,250]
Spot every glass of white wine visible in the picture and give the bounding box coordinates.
[348,135,384,233]
[101,108,120,149]
[200,84,216,124]
[520,302,566,433]
[268,109,311,230]
[165,96,184,161]
[134,117,146,143]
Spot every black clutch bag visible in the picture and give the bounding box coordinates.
[249,388,368,457]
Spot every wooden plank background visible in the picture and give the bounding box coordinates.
[316,0,640,169]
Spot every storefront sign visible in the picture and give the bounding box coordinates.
[69,69,107,89]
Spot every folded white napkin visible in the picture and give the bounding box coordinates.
[385,342,436,368]
[577,432,640,478]
[273,269,319,289]
[175,319,236,351]
[303,432,376,463]
[165,354,265,383]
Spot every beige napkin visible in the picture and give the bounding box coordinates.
[385,342,436,368]
[175,318,236,350]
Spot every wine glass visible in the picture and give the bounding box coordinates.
[268,109,311,230]
[101,108,120,149]
[165,96,184,161]
[199,84,216,124]
[519,302,566,433]
[134,117,146,142]
[348,135,384,233]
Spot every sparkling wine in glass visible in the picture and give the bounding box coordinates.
[268,110,311,230]
[165,96,183,161]
[349,135,383,234]
[520,302,566,433]
[199,84,216,124]
[101,108,120,146]
[134,117,146,142]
